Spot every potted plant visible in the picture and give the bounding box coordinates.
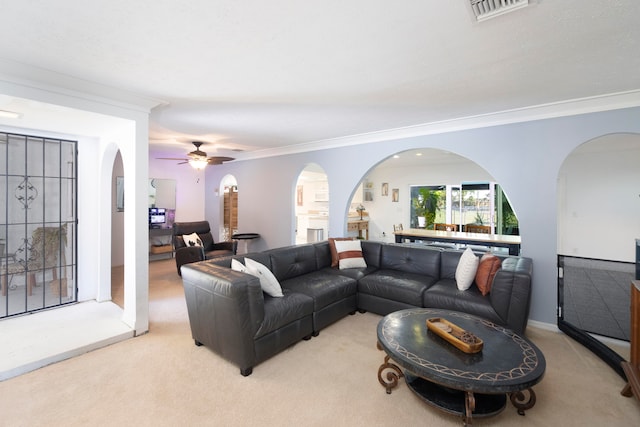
[412,188,440,228]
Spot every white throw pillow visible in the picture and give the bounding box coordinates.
[334,239,367,269]
[455,247,479,291]
[182,232,203,248]
[244,258,284,298]
[231,258,247,273]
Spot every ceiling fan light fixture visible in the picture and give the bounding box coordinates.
[189,158,208,170]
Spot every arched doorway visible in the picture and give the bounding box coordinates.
[220,175,238,242]
[556,133,640,376]
[111,150,125,308]
[294,164,329,244]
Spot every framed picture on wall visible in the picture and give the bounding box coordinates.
[297,185,303,206]
[382,182,389,196]
[392,188,399,202]
[363,179,374,202]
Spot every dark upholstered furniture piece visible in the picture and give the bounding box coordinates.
[180,241,532,376]
[172,221,237,276]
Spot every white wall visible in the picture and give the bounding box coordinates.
[148,153,206,222]
[0,77,154,335]
[558,133,640,262]
[205,107,640,326]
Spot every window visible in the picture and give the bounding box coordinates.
[409,186,445,228]
[411,182,518,235]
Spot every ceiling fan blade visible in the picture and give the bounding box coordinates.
[207,156,235,165]
[177,161,189,165]
[156,157,189,161]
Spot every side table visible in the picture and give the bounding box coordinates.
[232,233,260,254]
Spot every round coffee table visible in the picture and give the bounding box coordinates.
[377,308,545,426]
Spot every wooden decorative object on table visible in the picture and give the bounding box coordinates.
[426,317,484,353]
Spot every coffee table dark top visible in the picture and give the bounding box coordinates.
[377,308,545,394]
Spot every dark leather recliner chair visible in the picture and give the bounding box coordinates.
[173,221,237,275]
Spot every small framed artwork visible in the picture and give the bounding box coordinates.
[297,185,303,206]
[363,180,374,202]
[392,188,399,202]
[381,182,389,197]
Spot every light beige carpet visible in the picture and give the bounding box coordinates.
[0,258,638,426]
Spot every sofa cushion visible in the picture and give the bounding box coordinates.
[255,290,314,338]
[282,271,357,311]
[360,240,383,269]
[475,253,502,295]
[455,247,479,291]
[379,244,442,277]
[358,269,437,306]
[245,258,284,298]
[313,241,333,269]
[423,279,503,325]
[334,239,367,269]
[269,244,318,281]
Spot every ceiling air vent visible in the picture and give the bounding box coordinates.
[469,0,529,22]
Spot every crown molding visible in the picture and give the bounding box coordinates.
[238,89,640,162]
[0,59,165,114]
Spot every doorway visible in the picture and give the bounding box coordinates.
[294,164,329,244]
[220,175,238,242]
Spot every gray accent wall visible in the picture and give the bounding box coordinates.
[205,106,640,326]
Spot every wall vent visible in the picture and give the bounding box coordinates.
[469,0,529,22]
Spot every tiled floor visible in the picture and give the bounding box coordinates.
[561,256,633,341]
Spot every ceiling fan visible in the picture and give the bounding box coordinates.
[156,141,235,169]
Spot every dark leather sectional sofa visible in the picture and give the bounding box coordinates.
[180,240,533,376]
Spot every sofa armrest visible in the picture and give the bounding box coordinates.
[489,257,533,335]
[211,240,237,255]
[175,246,205,275]
[181,262,265,372]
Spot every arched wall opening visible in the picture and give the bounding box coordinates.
[556,132,640,377]
[294,164,329,245]
[346,148,521,249]
[110,149,124,307]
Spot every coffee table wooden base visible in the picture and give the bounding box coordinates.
[405,374,506,426]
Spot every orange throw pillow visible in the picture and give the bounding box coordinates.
[328,237,355,268]
[475,253,502,296]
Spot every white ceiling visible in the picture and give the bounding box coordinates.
[0,0,639,158]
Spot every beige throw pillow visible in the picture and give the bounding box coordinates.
[455,247,479,291]
[328,237,355,267]
[334,239,367,269]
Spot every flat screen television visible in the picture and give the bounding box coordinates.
[149,208,166,228]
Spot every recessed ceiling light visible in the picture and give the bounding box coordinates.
[0,109,22,119]
[393,155,400,159]
[416,153,423,156]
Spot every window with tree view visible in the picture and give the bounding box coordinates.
[410,182,518,235]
